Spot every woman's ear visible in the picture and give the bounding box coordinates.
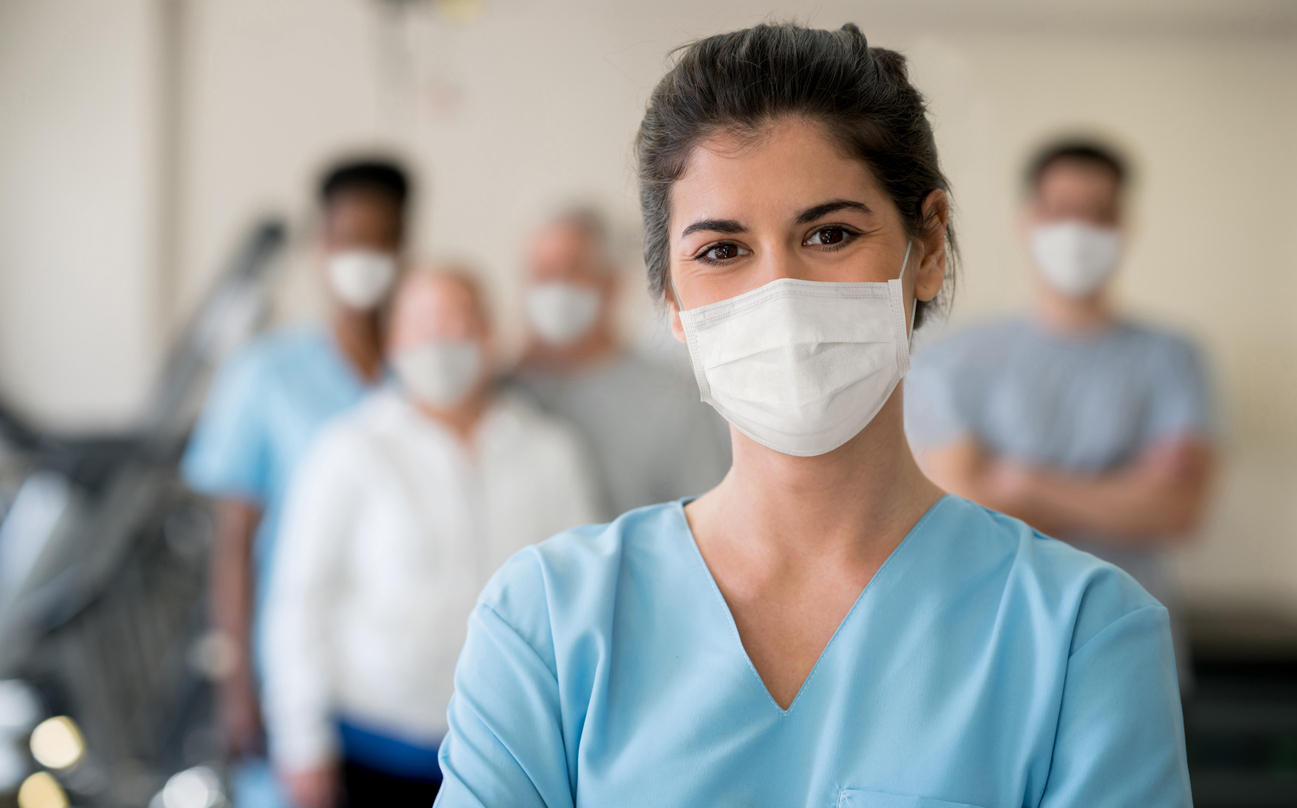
[916,189,949,303]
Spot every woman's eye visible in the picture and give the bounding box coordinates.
[805,226,852,247]
[701,243,744,261]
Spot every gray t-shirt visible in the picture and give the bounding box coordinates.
[905,317,1214,610]
[511,352,731,521]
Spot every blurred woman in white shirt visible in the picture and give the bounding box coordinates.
[261,266,599,808]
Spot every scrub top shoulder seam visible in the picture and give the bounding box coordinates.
[476,597,564,691]
[1068,602,1167,661]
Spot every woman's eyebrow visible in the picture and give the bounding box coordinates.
[681,218,746,238]
[795,199,872,224]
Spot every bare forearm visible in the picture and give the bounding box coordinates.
[975,485,1072,538]
[1015,470,1203,543]
[917,440,1068,536]
[929,463,1038,528]
[208,498,266,756]
[919,438,1213,545]
[209,500,262,671]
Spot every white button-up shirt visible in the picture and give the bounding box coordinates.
[262,387,599,769]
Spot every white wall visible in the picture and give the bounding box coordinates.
[0,0,163,429]
[3,0,1295,611]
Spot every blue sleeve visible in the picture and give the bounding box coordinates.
[181,344,271,502]
[1144,337,1215,444]
[1039,605,1192,807]
[435,554,574,808]
[904,347,972,449]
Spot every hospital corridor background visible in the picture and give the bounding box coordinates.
[1,0,1296,806]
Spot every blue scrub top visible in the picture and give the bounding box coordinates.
[182,325,372,653]
[436,496,1190,807]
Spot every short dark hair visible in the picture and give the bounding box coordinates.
[1025,140,1128,191]
[635,22,955,329]
[319,158,411,209]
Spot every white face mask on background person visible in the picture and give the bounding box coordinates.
[677,242,916,458]
[525,282,601,346]
[1029,221,1122,298]
[392,339,484,408]
[327,249,398,310]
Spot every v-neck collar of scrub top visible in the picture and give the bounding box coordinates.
[671,493,954,715]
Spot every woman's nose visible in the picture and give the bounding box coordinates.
[759,246,810,284]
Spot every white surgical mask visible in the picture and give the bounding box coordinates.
[1029,221,1121,298]
[677,242,915,457]
[393,340,483,408]
[526,282,600,346]
[327,249,398,310]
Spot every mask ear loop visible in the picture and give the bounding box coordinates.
[666,257,690,315]
[897,240,918,338]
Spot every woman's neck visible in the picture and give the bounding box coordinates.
[690,390,943,571]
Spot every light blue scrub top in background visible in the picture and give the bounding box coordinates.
[182,324,372,657]
[436,496,1191,808]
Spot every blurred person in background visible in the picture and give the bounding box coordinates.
[182,158,412,807]
[511,208,730,519]
[262,266,598,808]
[906,139,1216,685]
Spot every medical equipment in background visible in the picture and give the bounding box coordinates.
[0,218,287,808]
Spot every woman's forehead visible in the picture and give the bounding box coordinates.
[672,121,885,225]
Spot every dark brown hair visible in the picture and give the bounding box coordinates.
[635,22,956,328]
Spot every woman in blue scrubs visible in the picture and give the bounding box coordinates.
[435,23,1190,808]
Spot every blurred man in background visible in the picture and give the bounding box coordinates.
[511,209,730,520]
[262,267,597,808]
[182,159,411,807]
[906,140,1216,685]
